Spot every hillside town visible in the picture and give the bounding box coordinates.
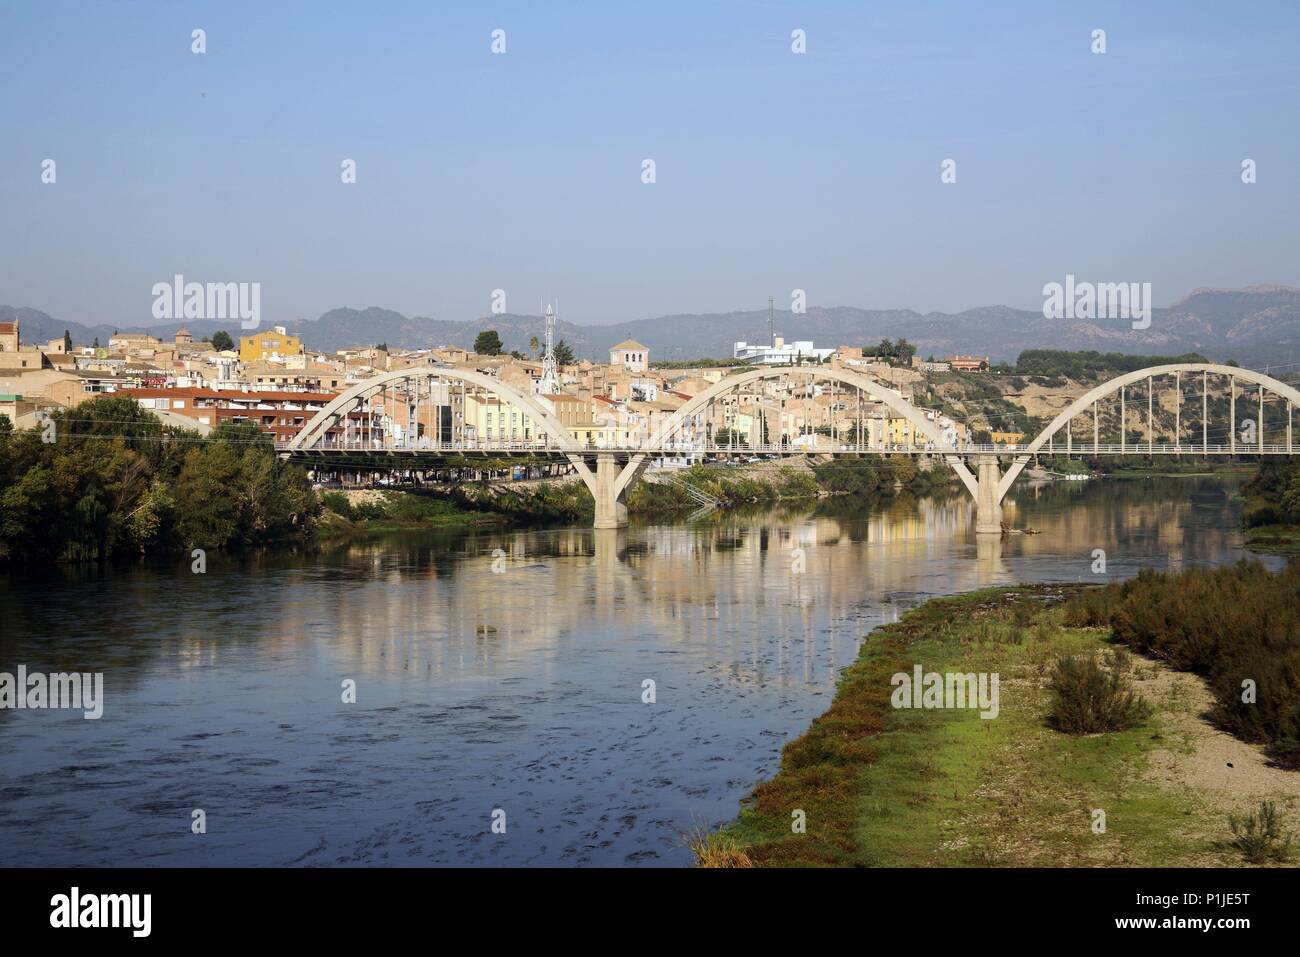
[0,317,992,454]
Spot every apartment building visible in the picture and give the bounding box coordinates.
[239,326,303,363]
[122,387,364,448]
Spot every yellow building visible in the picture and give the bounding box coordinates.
[463,392,535,443]
[239,326,303,363]
[886,414,918,446]
[569,423,621,447]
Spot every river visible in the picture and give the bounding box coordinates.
[0,475,1281,866]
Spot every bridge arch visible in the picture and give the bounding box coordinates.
[997,363,1300,499]
[638,365,979,496]
[287,366,580,453]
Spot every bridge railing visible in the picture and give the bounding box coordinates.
[292,435,1298,456]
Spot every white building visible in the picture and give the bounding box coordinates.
[734,336,835,366]
[609,339,649,373]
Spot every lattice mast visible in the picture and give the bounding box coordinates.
[537,301,560,395]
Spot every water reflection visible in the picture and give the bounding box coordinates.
[0,476,1279,867]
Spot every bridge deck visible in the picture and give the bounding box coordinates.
[285,441,1298,459]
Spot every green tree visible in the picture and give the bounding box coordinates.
[554,340,575,365]
[175,443,244,548]
[63,329,73,352]
[529,336,540,357]
[211,330,234,352]
[0,396,317,563]
[474,330,504,356]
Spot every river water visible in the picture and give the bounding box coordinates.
[0,475,1281,867]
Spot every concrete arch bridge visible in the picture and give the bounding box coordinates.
[284,363,1300,532]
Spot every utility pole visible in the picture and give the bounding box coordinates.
[768,297,775,348]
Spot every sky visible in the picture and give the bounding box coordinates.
[2,0,1298,329]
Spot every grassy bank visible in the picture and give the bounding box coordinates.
[317,484,592,533]
[1245,524,1300,553]
[709,584,1300,867]
[317,489,511,535]
[629,465,819,513]
[631,459,955,516]
[1241,460,1300,554]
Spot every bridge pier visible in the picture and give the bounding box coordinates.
[974,455,1003,535]
[591,453,630,529]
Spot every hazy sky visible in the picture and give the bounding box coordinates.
[3,0,1298,328]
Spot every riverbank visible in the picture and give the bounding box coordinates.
[316,489,511,536]
[319,459,959,533]
[1245,523,1300,553]
[1236,459,1300,554]
[705,584,1300,867]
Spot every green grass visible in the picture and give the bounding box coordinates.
[717,586,1238,867]
[317,490,508,535]
[1245,523,1300,554]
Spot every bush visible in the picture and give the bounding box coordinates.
[1243,502,1283,528]
[1228,801,1292,864]
[0,399,317,561]
[320,491,354,520]
[1047,653,1152,734]
[686,828,754,868]
[1062,588,1117,628]
[1063,564,1300,765]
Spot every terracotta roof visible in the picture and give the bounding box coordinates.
[122,387,337,402]
[610,339,647,351]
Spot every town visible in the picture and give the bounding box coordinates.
[1,314,997,465]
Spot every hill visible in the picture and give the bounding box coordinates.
[7,286,1300,366]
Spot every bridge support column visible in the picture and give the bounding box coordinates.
[974,455,1003,536]
[592,453,629,529]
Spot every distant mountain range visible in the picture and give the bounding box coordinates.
[6,286,1300,367]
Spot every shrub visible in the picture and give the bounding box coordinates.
[1091,563,1300,764]
[686,828,754,868]
[1010,600,1035,628]
[1228,801,1292,864]
[1047,653,1152,734]
[1062,587,1116,628]
[1243,502,1282,528]
[320,491,354,520]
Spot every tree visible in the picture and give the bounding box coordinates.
[714,427,747,448]
[529,336,540,357]
[474,330,503,356]
[211,330,234,352]
[92,337,100,349]
[894,338,916,366]
[0,396,317,563]
[63,329,73,352]
[554,340,575,365]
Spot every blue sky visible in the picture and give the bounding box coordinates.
[2,0,1298,327]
